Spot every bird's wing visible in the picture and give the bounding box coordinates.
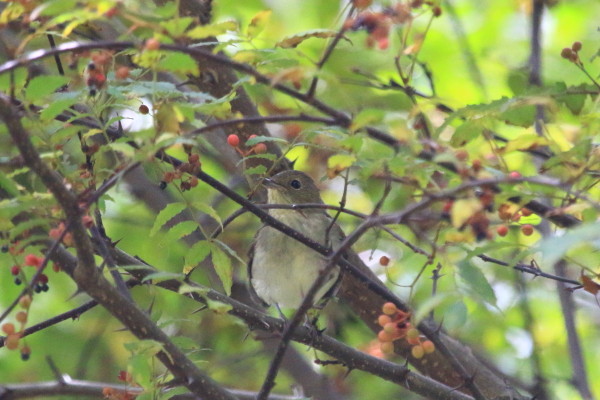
[246,226,270,308]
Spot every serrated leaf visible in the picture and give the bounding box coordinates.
[157,53,199,75]
[327,154,356,170]
[246,10,271,39]
[187,20,237,39]
[500,134,550,154]
[457,260,497,306]
[162,221,199,244]
[501,104,536,127]
[214,239,245,265]
[210,242,232,296]
[25,75,70,101]
[276,29,345,48]
[150,203,187,237]
[450,198,482,228]
[244,165,268,175]
[537,222,600,266]
[191,202,222,227]
[450,120,484,147]
[185,240,212,269]
[141,271,185,283]
[246,135,289,146]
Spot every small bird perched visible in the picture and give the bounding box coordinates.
[248,170,343,310]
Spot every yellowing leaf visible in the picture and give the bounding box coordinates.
[328,154,356,170]
[500,134,550,154]
[275,29,344,48]
[451,198,482,228]
[246,10,271,39]
[187,20,238,39]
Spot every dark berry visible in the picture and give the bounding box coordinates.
[21,352,30,361]
[159,181,167,190]
[14,278,22,285]
[34,285,42,293]
[1,245,8,253]
[42,284,49,292]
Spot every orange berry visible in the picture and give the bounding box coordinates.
[472,159,482,172]
[380,341,395,354]
[496,225,508,237]
[189,177,199,188]
[521,208,533,217]
[2,323,15,335]
[5,333,20,350]
[511,212,521,222]
[52,262,61,273]
[15,311,27,324]
[378,314,392,327]
[411,345,425,359]
[19,295,32,309]
[379,256,390,266]
[455,149,469,161]
[422,340,435,354]
[378,330,394,342]
[521,224,534,236]
[572,41,582,52]
[163,172,174,183]
[227,134,240,147]
[382,302,397,315]
[115,66,129,79]
[254,143,267,154]
[383,322,399,335]
[188,154,199,163]
[145,38,160,50]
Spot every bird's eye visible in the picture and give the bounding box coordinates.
[290,180,302,189]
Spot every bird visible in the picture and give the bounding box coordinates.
[247,170,343,310]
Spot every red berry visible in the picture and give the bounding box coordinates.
[188,154,199,163]
[254,143,267,154]
[11,265,20,275]
[521,208,533,217]
[227,134,240,147]
[25,254,39,267]
[521,224,534,236]
[38,274,49,284]
[145,38,160,50]
[509,171,521,179]
[82,215,94,228]
[496,225,508,237]
[189,177,199,188]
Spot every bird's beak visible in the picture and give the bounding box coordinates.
[263,178,283,190]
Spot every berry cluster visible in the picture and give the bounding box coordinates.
[561,41,583,64]
[2,295,33,360]
[10,254,50,292]
[227,134,267,155]
[496,203,535,237]
[377,302,435,358]
[160,153,201,191]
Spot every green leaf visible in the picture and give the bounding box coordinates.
[141,271,185,283]
[0,172,21,198]
[457,260,497,306]
[160,17,194,37]
[501,104,536,127]
[243,165,267,175]
[40,97,79,121]
[150,203,187,237]
[191,202,222,227]
[187,20,238,39]
[25,75,70,101]
[210,242,233,296]
[10,218,50,241]
[185,240,212,269]
[246,135,289,146]
[537,222,600,266]
[449,120,484,147]
[412,293,457,325]
[162,221,199,244]
[157,53,199,75]
[443,300,468,332]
